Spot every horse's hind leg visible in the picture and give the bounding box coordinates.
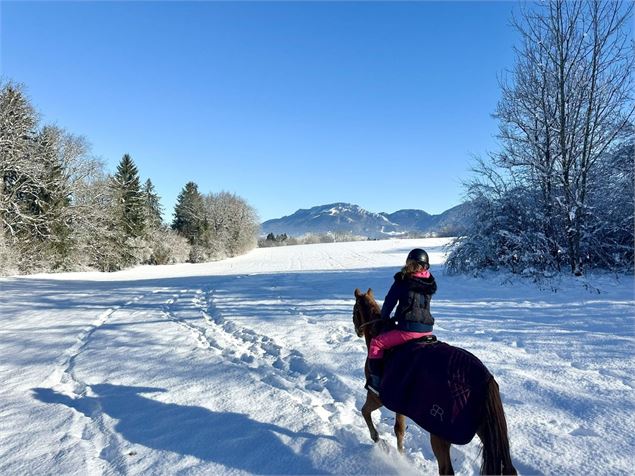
[394,413,406,453]
[430,434,454,475]
[361,391,382,442]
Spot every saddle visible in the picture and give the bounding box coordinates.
[380,338,492,445]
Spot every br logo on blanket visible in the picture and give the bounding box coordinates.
[430,404,445,421]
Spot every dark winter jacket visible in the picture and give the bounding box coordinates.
[380,272,437,332]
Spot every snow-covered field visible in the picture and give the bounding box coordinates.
[1,238,633,475]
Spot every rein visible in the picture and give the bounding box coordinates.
[356,318,383,335]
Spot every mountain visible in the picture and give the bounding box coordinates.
[261,203,400,238]
[430,202,475,236]
[261,202,473,238]
[381,209,434,231]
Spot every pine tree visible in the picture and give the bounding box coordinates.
[142,178,163,230]
[172,181,206,246]
[35,126,73,269]
[0,81,39,243]
[111,154,145,238]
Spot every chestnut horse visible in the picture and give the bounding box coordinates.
[353,288,516,475]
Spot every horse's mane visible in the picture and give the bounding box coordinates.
[357,292,382,338]
[361,293,382,319]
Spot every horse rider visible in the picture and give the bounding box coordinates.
[365,248,437,395]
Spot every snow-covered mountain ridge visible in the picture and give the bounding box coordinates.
[261,202,473,237]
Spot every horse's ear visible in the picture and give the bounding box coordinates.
[354,288,362,298]
[367,288,374,297]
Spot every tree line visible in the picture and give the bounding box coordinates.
[0,80,259,275]
[447,0,634,276]
[258,232,367,247]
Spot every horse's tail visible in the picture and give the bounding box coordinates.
[479,377,517,475]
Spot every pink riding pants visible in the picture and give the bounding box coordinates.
[368,329,433,359]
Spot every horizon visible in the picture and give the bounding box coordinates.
[2,1,519,221]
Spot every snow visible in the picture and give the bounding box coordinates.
[327,206,347,216]
[1,238,633,475]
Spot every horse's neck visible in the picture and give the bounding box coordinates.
[363,311,381,349]
[364,332,373,349]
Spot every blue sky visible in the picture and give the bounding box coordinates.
[1,1,520,221]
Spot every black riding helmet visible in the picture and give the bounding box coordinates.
[406,248,429,269]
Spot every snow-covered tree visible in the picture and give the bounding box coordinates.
[0,81,40,249]
[32,126,75,269]
[0,83,76,272]
[448,0,634,276]
[203,191,259,258]
[69,157,122,271]
[0,226,18,275]
[584,141,635,269]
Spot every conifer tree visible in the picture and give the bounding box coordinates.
[111,154,145,238]
[172,181,205,245]
[0,81,39,243]
[142,178,163,230]
[35,126,73,268]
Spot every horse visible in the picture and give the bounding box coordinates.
[353,288,516,475]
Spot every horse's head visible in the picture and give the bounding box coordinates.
[353,288,382,338]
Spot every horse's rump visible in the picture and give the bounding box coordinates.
[380,340,492,445]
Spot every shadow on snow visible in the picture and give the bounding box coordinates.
[33,383,335,474]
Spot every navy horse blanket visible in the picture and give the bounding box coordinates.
[379,338,492,445]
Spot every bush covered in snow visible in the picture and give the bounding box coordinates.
[147,228,191,265]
